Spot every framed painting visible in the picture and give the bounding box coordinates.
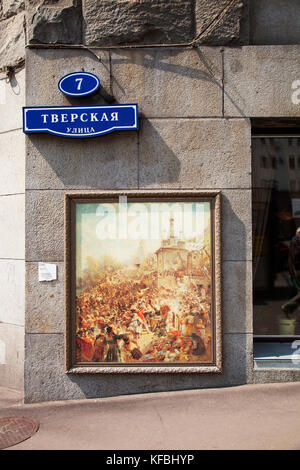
[65,191,221,373]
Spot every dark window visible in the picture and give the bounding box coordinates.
[290,180,296,192]
[271,157,277,169]
[261,156,268,169]
[252,136,300,338]
[289,156,295,169]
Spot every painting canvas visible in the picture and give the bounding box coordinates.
[74,197,215,366]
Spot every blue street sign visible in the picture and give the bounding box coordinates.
[58,72,100,97]
[23,104,138,138]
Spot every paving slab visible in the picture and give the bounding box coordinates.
[0,383,300,450]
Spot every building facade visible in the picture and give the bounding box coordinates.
[0,0,300,402]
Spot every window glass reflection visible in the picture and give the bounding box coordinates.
[253,136,300,336]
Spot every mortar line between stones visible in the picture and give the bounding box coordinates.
[24,188,252,191]
[0,127,23,134]
[0,322,25,328]
[137,116,248,120]
[137,124,140,189]
[25,260,64,263]
[25,259,252,263]
[223,259,253,262]
[221,48,225,117]
[24,332,253,336]
[25,332,63,335]
[80,0,83,46]
[26,260,63,264]
[223,332,253,335]
[0,192,25,197]
[109,51,113,97]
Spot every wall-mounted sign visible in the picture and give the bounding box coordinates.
[58,72,100,97]
[23,104,138,138]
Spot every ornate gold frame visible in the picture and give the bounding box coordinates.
[65,190,222,374]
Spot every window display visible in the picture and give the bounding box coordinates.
[253,136,300,337]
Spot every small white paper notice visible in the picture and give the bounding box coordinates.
[38,262,57,282]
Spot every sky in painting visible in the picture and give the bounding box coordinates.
[76,201,211,275]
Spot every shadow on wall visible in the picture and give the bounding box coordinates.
[8,73,22,96]
[27,47,223,104]
[111,47,222,90]
[25,47,223,189]
[117,45,242,119]
[26,118,181,189]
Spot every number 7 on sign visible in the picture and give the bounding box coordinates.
[75,78,83,90]
[58,72,100,97]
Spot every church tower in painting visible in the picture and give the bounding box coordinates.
[156,217,210,288]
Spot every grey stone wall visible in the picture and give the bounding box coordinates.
[2,0,300,72]
[23,0,300,48]
[0,68,25,390]
[250,0,300,46]
[1,0,300,399]
[23,46,239,402]
[24,43,300,402]
[25,0,246,46]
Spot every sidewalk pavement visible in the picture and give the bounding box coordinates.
[0,382,300,450]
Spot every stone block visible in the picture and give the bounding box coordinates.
[24,333,83,402]
[224,45,300,117]
[0,259,25,326]
[0,194,25,259]
[25,131,138,190]
[24,332,252,402]
[26,261,64,333]
[82,0,194,46]
[0,11,25,70]
[138,118,251,189]
[26,0,82,45]
[0,130,25,195]
[0,323,24,390]
[25,48,111,107]
[254,369,300,384]
[0,68,25,133]
[222,332,253,384]
[222,260,252,334]
[26,190,64,261]
[250,0,300,46]
[195,0,246,46]
[221,189,252,262]
[111,47,223,117]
